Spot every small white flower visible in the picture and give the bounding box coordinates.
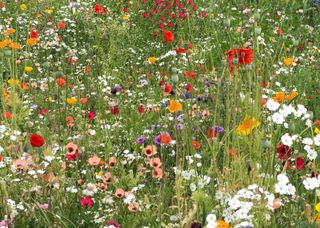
[281,133,293,147]
[272,112,285,124]
[266,99,280,111]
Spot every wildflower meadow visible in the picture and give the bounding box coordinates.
[1,0,320,227]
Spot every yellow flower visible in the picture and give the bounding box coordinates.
[26,38,38,46]
[148,57,156,64]
[67,97,77,105]
[283,57,295,67]
[315,203,320,213]
[20,4,27,11]
[236,115,261,135]
[8,79,20,86]
[24,66,33,73]
[168,100,182,113]
[3,28,15,35]
[315,128,320,135]
[45,9,54,14]
[8,42,21,49]
[123,15,130,20]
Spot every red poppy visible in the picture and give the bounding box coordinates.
[315,120,320,127]
[39,109,48,116]
[227,48,253,71]
[159,134,171,144]
[30,29,38,39]
[276,144,292,160]
[185,84,193,92]
[183,71,197,79]
[84,66,90,74]
[80,196,94,208]
[295,157,304,171]
[4,111,11,119]
[57,22,66,30]
[176,48,186,53]
[164,84,172,93]
[192,140,201,149]
[30,134,45,147]
[93,4,107,14]
[0,155,2,162]
[55,77,66,87]
[163,30,174,43]
[111,106,119,116]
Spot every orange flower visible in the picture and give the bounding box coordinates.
[236,115,261,135]
[80,98,88,103]
[4,111,11,119]
[283,57,295,67]
[26,38,39,45]
[168,100,182,112]
[159,134,172,144]
[0,39,12,48]
[285,91,298,101]
[20,82,29,91]
[8,42,21,49]
[3,28,15,35]
[215,220,232,228]
[272,92,286,103]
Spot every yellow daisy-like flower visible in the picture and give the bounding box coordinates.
[168,100,182,113]
[20,4,27,11]
[123,15,130,20]
[45,9,54,14]
[148,57,156,64]
[24,66,33,73]
[3,28,15,35]
[67,97,78,105]
[8,79,20,86]
[315,203,320,213]
[236,115,261,136]
[315,128,320,135]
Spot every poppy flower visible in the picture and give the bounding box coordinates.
[30,29,38,39]
[144,145,157,156]
[236,115,260,135]
[108,156,116,168]
[184,71,197,79]
[128,202,139,212]
[227,48,253,71]
[168,100,182,113]
[152,167,163,179]
[114,188,125,198]
[30,134,45,147]
[276,144,292,160]
[295,157,304,170]
[111,106,120,115]
[138,105,145,113]
[163,30,174,43]
[164,84,172,93]
[39,109,48,116]
[4,111,11,119]
[159,134,172,144]
[57,22,66,29]
[93,4,107,14]
[80,196,94,208]
[176,48,186,53]
[192,140,201,149]
[55,77,66,87]
[88,155,101,166]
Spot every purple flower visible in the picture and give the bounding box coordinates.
[175,123,184,130]
[135,136,146,144]
[154,135,161,145]
[213,125,224,133]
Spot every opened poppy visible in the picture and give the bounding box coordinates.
[163,30,174,43]
[30,134,45,147]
